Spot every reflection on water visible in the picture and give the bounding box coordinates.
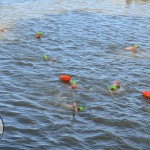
[0,0,150,150]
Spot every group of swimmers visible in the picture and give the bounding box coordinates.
[0,28,139,51]
[62,80,122,117]
[0,28,139,117]
[58,44,140,117]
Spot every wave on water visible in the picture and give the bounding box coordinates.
[0,0,150,150]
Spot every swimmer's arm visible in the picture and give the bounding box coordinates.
[61,104,73,110]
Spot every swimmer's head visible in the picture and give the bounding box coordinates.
[134,44,138,48]
[37,32,42,35]
[110,85,117,91]
[78,106,83,111]
[43,54,48,60]
[35,32,42,38]
[71,80,76,85]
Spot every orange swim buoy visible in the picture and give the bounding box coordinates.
[59,75,71,82]
[141,91,150,99]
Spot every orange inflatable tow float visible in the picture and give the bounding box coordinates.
[141,91,150,99]
[59,75,71,82]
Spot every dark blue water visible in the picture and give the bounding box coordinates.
[0,0,150,149]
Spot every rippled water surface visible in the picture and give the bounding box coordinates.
[0,0,150,149]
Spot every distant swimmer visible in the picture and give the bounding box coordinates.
[113,80,121,89]
[109,80,125,94]
[124,44,138,51]
[35,32,42,39]
[110,80,121,91]
[0,28,5,32]
[43,54,56,61]
[69,80,77,89]
[62,102,83,117]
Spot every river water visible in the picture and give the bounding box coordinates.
[0,0,150,149]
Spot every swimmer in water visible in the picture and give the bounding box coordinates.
[113,80,121,89]
[110,80,121,91]
[69,80,77,89]
[43,54,56,61]
[35,32,42,39]
[124,44,138,51]
[62,102,83,117]
[62,102,78,117]
[0,28,5,32]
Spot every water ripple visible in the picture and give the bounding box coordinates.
[1,0,150,149]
